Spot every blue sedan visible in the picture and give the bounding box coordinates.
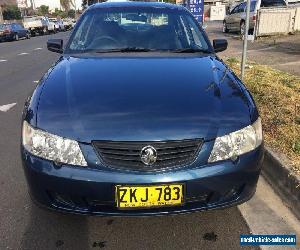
[0,23,30,42]
[21,2,263,216]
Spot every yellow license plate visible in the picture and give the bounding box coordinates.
[115,184,184,209]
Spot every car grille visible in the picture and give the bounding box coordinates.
[93,139,202,171]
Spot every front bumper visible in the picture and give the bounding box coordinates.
[21,146,263,216]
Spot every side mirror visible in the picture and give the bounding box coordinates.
[213,39,228,53]
[47,39,63,54]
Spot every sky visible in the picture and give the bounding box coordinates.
[29,0,83,10]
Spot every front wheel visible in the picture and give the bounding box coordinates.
[223,21,229,33]
[26,33,31,39]
[14,34,19,41]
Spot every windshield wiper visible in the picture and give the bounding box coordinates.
[94,47,154,53]
[120,47,154,52]
[171,48,211,53]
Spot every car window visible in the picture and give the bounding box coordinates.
[250,1,257,11]
[261,0,286,7]
[231,5,240,14]
[238,3,246,12]
[67,7,210,53]
[24,17,35,22]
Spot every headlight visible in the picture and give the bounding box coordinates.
[22,121,87,166]
[208,118,262,163]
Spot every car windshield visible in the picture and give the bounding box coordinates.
[66,6,211,53]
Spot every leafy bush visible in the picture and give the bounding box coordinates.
[37,5,49,16]
[67,9,75,18]
[3,5,21,20]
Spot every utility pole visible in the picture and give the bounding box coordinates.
[240,0,251,80]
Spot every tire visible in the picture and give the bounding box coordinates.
[240,21,246,37]
[14,34,19,41]
[26,33,31,39]
[222,21,229,33]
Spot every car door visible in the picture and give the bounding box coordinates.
[233,3,246,30]
[14,24,21,37]
[18,24,27,38]
[13,24,22,38]
[11,24,17,36]
[226,5,240,29]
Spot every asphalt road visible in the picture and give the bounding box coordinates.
[4,29,300,250]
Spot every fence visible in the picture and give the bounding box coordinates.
[255,7,300,37]
[294,7,300,31]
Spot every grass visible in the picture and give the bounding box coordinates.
[226,58,300,175]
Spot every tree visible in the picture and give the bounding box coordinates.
[60,0,75,11]
[52,8,67,18]
[82,0,105,9]
[3,5,21,20]
[0,5,4,23]
[67,9,75,18]
[82,0,87,9]
[37,5,49,16]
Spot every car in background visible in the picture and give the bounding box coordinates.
[55,19,65,31]
[23,16,48,36]
[44,17,58,34]
[48,18,60,32]
[62,18,73,30]
[223,0,287,35]
[0,23,30,42]
[71,19,77,29]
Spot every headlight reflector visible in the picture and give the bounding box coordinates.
[208,118,262,163]
[22,121,87,166]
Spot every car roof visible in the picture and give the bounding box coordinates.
[89,1,186,11]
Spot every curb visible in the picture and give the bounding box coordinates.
[262,147,300,220]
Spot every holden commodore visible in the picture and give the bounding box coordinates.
[21,2,263,215]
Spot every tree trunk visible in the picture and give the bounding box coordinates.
[0,5,3,23]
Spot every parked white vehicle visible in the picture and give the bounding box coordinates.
[62,18,73,30]
[23,16,48,35]
[49,18,60,31]
[71,19,77,28]
[44,17,57,34]
[55,19,65,31]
